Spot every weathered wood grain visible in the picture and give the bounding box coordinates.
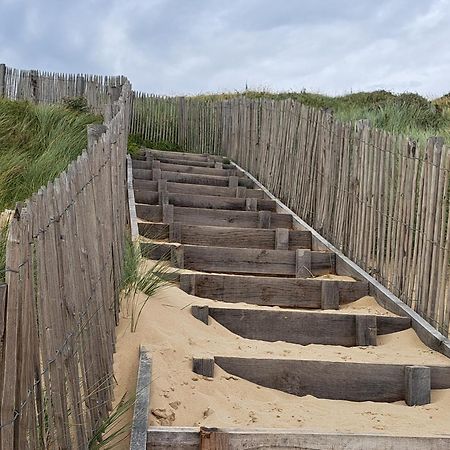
[133,167,254,188]
[165,224,310,249]
[213,356,450,402]
[193,307,410,346]
[134,191,275,211]
[146,427,450,450]
[145,148,223,162]
[135,205,292,229]
[130,345,152,450]
[144,245,334,276]
[179,273,368,307]
[133,179,265,198]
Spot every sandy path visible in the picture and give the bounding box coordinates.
[112,283,450,439]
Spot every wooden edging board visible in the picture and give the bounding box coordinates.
[191,306,411,346]
[179,273,368,308]
[146,426,450,450]
[133,179,265,199]
[211,356,450,403]
[231,161,450,358]
[135,205,292,229]
[127,155,139,242]
[130,345,152,450]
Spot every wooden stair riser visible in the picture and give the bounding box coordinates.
[134,190,276,211]
[180,273,368,309]
[136,205,292,229]
[191,306,410,346]
[133,179,265,199]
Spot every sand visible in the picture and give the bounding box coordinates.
[112,281,450,441]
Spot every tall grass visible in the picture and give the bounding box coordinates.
[0,98,101,211]
[120,238,177,332]
[194,90,450,143]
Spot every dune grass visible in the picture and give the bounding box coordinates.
[0,97,101,212]
[194,90,450,143]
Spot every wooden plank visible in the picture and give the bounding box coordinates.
[130,345,152,450]
[192,357,214,377]
[405,365,431,406]
[355,315,378,346]
[135,191,275,211]
[213,357,450,403]
[165,224,310,249]
[145,148,224,162]
[133,179,265,198]
[179,274,368,308]
[147,427,450,450]
[180,245,334,276]
[146,155,233,169]
[136,205,292,229]
[133,168,254,188]
[193,307,410,346]
[158,161,239,178]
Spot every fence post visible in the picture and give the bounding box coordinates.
[0,64,6,97]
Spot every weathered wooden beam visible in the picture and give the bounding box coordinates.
[355,315,378,346]
[295,249,312,277]
[147,427,450,450]
[193,307,410,346]
[156,244,335,277]
[145,148,224,162]
[213,356,450,403]
[179,273,368,308]
[133,179,264,198]
[405,365,431,406]
[161,224,310,250]
[192,357,215,377]
[130,345,152,450]
[0,284,7,345]
[133,168,254,188]
[191,305,209,324]
[258,210,271,229]
[135,205,292,229]
[157,161,239,178]
[135,191,276,211]
[321,281,340,310]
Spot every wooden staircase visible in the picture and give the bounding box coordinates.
[131,148,450,413]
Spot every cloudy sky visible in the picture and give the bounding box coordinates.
[0,0,449,98]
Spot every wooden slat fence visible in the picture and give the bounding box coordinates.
[0,63,126,114]
[131,96,450,337]
[0,79,131,448]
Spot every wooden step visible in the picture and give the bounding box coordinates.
[140,223,311,250]
[145,148,224,162]
[179,273,368,309]
[133,168,254,188]
[145,155,233,169]
[136,205,292,229]
[191,306,411,346]
[133,179,265,199]
[134,191,276,211]
[204,356,450,404]
[133,159,240,177]
[142,244,335,277]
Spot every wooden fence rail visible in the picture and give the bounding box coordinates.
[131,95,450,337]
[0,77,131,448]
[0,63,126,114]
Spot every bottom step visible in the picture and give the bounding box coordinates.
[147,427,450,450]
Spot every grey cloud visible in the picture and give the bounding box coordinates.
[0,0,449,97]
